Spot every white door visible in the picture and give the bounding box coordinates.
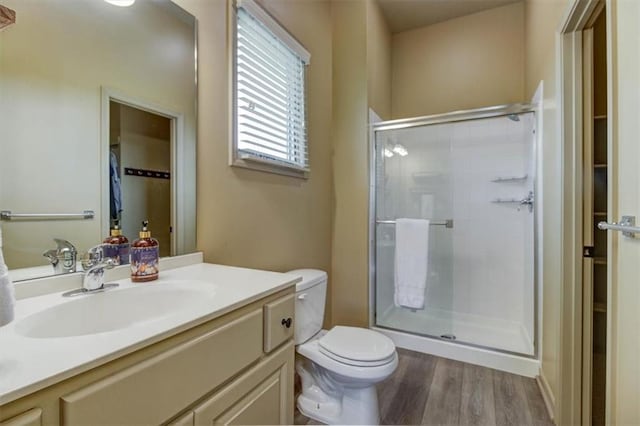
[604,0,640,423]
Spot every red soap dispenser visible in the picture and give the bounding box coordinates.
[103,221,130,265]
[130,220,159,282]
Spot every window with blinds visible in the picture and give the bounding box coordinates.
[233,0,310,177]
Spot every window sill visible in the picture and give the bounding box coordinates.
[231,155,309,179]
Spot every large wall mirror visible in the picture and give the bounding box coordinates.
[0,0,197,281]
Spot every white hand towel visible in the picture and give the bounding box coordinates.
[394,218,430,310]
[0,225,15,327]
[0,272,15,326]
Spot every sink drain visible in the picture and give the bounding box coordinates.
[440,334,456,341]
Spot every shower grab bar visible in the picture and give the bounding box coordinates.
[0,210,95,221]
[376,219,454,229]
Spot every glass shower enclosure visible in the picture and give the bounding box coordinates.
[371,105,537,356]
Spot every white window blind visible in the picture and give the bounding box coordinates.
[234,0,310,174]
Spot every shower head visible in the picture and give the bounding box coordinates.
[507,114,520,122]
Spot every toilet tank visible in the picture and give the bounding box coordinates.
[288,269,327,345]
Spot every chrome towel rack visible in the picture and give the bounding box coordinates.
[0,210,95,221]
[376,219,454,229]
[598,215,640,238]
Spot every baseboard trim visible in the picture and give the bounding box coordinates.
[536,372,556,423]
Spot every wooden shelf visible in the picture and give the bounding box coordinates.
[594,212,607,216]
[594,163,608,168]
[594,115,607,120]
[594,257,607,265]
[594,302,607,313]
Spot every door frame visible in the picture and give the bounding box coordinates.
[558,0,609,424]
[101,87,184,257]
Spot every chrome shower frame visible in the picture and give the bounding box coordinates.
[368,102,540,360]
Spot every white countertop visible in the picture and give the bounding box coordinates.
[0,262,300,405]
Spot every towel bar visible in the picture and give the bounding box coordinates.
[0,210,95,221]
[376,219,453,229]
[598,216,640,238]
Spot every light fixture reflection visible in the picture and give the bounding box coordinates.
[383,148,394,158]
[392,144,408,156]
[104,0,136,7]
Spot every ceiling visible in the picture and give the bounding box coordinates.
[377,0,522,34]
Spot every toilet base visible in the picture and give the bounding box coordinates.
[297,385,380,425]
[296,359,381,425]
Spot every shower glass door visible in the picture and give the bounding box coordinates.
[373,112,536,356]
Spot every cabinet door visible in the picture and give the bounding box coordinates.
[217,371,281,425]
[193,342,294,425]
[167,411,195,426]
[0,408,42,426]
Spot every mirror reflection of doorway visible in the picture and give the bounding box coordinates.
[109,101,172,257]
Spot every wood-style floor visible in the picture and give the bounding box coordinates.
[294,348,554,426]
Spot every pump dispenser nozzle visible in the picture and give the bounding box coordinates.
[139,220,151,239]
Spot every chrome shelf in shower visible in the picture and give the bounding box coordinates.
[491,174,528,183]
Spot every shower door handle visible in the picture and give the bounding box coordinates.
[598,215,640,238]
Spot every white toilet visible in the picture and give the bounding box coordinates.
[289,269,398,425]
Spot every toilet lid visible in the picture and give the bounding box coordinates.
[318,326,396,364]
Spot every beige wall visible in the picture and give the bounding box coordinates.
[367,0,392,120]
[524,0,571,418]
[174,0,333,321]
[330,0,370,328]
[391,2,525,118]
[330,0,392,328]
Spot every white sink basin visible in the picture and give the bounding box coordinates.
[15,281,216,338]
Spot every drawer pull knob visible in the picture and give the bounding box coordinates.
[281,317,292,328]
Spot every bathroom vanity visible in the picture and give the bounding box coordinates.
[0,259,298,425]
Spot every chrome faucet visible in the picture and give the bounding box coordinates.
[43,238,77,274]
[62,246,119,297]
[82,245,117,291]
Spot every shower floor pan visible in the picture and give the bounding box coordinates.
[377,306,534,356]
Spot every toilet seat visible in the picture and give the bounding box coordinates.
[319,347,396,367]
[318,326,396,367]
[297,338,398,382]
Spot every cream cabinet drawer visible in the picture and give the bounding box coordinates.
[0,408,42,426]
[263,294,294,353]
[61,309,263,425]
